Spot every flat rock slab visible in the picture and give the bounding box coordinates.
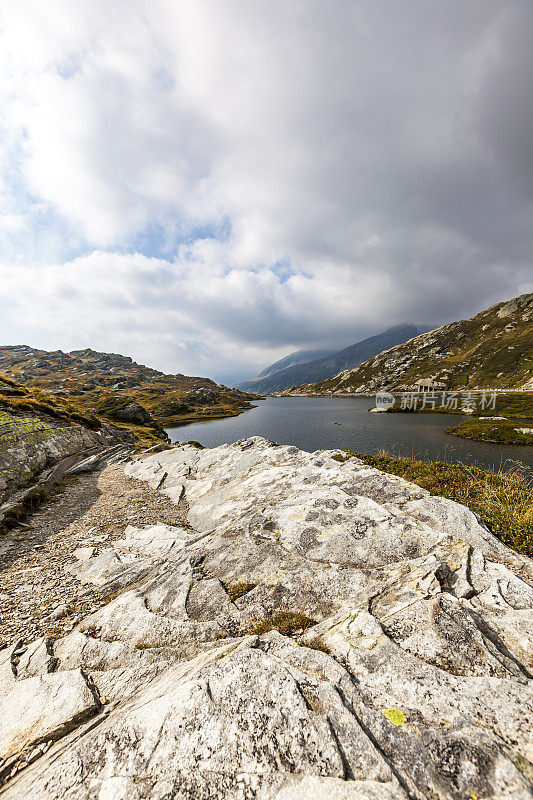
[0,669,98,761]
[1,438,532,799]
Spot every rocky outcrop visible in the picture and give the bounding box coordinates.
[94,396,169,439]
[1,438,532,799]
[0,407,133,508]
[0,345,259,427]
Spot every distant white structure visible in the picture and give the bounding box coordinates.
[412,378,447,392]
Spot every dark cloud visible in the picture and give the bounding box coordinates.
[0,1,531,380]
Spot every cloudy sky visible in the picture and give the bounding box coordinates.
[0,1,532,384]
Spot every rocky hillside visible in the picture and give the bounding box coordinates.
[238,324,429,394]
[0,346,259,427]
[1,438,532,799]
[287,293,533,394]
[0,375,136,514]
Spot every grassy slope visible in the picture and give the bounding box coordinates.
[339,451,532,557]
[0,346,259,430]
[0,376,100,429]
[292,293,533,394]
[0,375,162,450]
[446,418,533,446]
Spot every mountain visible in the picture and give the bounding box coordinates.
[288,293,533,394]
[237,347,337,391]
[239,325,430,394]
[0,345,259,428]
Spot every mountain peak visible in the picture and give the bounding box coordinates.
[237,325,429,394]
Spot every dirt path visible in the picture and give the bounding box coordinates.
[0,462,188,647]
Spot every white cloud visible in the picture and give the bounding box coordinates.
[0,0,532,381]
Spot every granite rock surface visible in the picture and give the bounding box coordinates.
[1,437,532,799]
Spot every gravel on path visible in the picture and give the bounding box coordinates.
[0,462,188,647]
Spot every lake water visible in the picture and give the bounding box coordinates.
[166,396,533,474]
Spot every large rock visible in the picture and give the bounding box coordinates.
[1,438,532,798]
[0,407,132,505]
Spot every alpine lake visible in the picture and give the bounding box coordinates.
[167,396,533,475]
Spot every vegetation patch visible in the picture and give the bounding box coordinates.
[299,636,330,654]
[349,451,533,557]
[226,582,258,601]
[82,624,100,638]
[387,391,533,419]
[331,453,351,463]
[0,476,80,533]
[0,383,100,429]
[100,589,122,604]
[1,487,47,532]
[250,611,317,637]
[446,417,533,445]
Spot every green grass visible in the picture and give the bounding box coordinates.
[346,451,533,557]
[487,393,533,418]
[387,392,533,419]
[0,383,100,429]
[447,418,533,445]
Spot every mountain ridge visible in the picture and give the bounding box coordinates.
[239,347,338,389]
[238,324,431,394]
[0,345,259,428]
[285,293,533,394]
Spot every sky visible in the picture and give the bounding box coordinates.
[0,1,532,385]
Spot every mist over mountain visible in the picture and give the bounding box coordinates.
[237,348,337,390]
[294,293,533,394]
[237,325,430,393]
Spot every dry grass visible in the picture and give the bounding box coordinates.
[1,476,81,534]
[250,611,317,637]
[82,624,100,638]
[225,582,258,602]
[101,589,122,604]
[349,451,533,557]
[299,637,330,654]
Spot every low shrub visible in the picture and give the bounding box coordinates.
[226,582,258,601]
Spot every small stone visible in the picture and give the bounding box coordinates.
[72,547,97,562]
